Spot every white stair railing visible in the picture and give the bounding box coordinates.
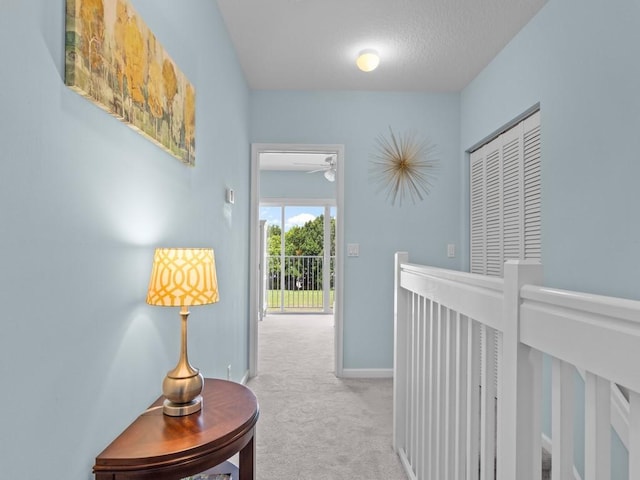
[393,252,640,480]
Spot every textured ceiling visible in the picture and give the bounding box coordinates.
[216,0,546,92]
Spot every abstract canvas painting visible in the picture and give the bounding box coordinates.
[65,0,196,166]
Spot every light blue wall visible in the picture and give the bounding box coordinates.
[461,1,640,477]
[461,0,640,301]
[251,91,461,369]
[261,170,336,199]
[0,1,250,478]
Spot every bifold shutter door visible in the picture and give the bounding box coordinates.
[501,126,523,266]
[523,111,541,260]
[485,139,502,277]
[470,150,486,275]
[469,110,541,277]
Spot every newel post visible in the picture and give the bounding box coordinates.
[393,251,409,452]
[497,260,543,480]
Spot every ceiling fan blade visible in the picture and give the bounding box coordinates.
[294,156,334,167]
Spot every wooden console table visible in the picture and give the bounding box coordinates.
[94,378,259,480]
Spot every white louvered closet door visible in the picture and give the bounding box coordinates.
[469,110,541,276]
[523,114,542,261]
[470,112,541,461]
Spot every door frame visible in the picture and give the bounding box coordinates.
[249,143,345,378]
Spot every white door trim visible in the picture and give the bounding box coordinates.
[249,143,345,378]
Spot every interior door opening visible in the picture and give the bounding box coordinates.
[249,143,345,378]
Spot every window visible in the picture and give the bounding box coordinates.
[470,110,541,276]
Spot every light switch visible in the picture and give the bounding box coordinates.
[347,243,360,257]
[225,188,235,204]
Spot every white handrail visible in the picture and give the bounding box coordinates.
[400,262,504,330]
[520,285,640,393]
[521,284,640,323]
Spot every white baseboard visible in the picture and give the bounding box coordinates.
[341,368,393,378]
[240,370,250,385]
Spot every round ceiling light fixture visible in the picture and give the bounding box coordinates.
[356,49,380,72]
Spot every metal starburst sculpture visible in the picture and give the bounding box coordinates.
[369,127,438,206]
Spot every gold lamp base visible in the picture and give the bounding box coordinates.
[163,394,203,416]
[161,307,205,417]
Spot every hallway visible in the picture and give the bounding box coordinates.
[247,315,407,479]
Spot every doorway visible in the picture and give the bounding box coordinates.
[249,143,345,378]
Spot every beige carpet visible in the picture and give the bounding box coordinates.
[247,314,407,480]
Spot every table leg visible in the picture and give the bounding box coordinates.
[238,430,255,480]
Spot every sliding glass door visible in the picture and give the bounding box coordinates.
[260,203,335,313]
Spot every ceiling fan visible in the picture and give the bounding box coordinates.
[295,156,336,182]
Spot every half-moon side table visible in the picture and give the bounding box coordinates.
[94,378,259,480]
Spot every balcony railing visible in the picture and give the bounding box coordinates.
[265,255,335,312]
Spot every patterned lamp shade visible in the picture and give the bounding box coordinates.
[146,248,219,307]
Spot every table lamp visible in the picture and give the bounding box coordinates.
[146,247,219,416]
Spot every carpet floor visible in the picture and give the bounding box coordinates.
[246,314,407,480]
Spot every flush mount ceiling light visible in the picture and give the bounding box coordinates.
[356,49,380,72]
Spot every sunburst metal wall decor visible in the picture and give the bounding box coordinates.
[369,127,439,206]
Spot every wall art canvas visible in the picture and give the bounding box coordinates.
[65,0,196,166]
